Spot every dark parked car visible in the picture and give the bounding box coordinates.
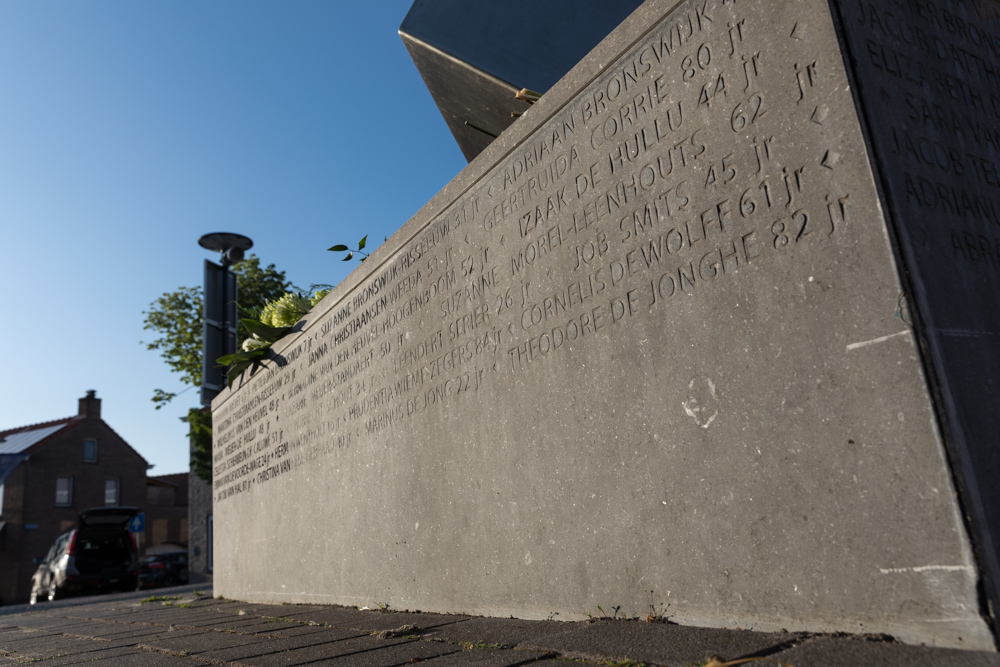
[138,551,189,589]
[29,507,139,603]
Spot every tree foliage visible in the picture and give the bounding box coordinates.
[187,407,213,483]
[142,254,290,409]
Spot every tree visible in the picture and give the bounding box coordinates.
[142,254,290,409]
[187,407,213,483]
[143,255,290,484]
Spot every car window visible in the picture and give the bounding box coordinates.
[77,533,130,559]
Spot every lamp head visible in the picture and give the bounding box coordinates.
[198,233,253,266]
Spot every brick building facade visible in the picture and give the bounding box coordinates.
[0,391,149,605]
[145,472,189,553]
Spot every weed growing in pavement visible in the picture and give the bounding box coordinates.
[140,595,181,604]
[644,590,672,623]
[460,641,510,650]
[595,604,624,620]
[261,615,300,624]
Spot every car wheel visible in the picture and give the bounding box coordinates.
[47,582,60,602]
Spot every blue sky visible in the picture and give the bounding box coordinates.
[0,2,466,474]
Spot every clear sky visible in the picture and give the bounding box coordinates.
[0,2,466,475]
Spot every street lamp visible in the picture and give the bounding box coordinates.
[198,233,253,406]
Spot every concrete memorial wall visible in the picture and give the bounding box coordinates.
[212,0,1000,650]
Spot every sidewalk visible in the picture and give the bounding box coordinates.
[1,587,998,666]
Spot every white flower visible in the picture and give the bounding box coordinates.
[241,336,269,352]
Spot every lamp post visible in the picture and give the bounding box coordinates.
[198,233,253,407]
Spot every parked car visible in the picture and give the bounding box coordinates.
[137,551,189,589]
[29,507,139,604]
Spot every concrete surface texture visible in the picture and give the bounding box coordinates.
[211,0,999,651]
[2,589,1000,666]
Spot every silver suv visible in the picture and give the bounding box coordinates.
[29,507,139,603]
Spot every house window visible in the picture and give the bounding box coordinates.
[104,479,119,506]
[55,477,73,506]
[0,483,4,515]
[83,439,98,463]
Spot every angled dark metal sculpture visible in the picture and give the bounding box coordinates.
[399,0,644,161]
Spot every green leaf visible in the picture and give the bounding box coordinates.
[342,252,353,261]
[358,235,367,250]
[328,244,349,252]
[226,359,256,388]
[217,349,267,367]
[241,319,291,343]
[216,353,241,366]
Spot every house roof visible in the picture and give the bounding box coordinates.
[0,401,151,471]
[0,417,79,454]
[149,472,189,502]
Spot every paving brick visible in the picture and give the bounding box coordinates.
[0,633,100,658]
[180,614,288,632]
[53,649,209,666]
[194,627,364,662]
[518,620,793,667]
[231,621,334,638]
[230,603,326,618]
[136,627,272,655]
[423,617,576,648]
[771,637,1000,667]
[281,607,468,634]
[417,646,555,666]
[28,646,168,666]
[8,618,105,633]
[58,621,180,641]
[237,634,460,666]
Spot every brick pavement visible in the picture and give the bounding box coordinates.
[0,588,998,666]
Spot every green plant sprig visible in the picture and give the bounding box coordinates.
[329,235,369,262]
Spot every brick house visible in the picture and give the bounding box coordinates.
[145,472,189,553]
[0,391,149,605]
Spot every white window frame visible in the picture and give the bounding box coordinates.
[55,477,73,506]
[104,478,120,506]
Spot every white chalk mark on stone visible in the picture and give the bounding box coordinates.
[682,376,718,428]
[846,329,909,351]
